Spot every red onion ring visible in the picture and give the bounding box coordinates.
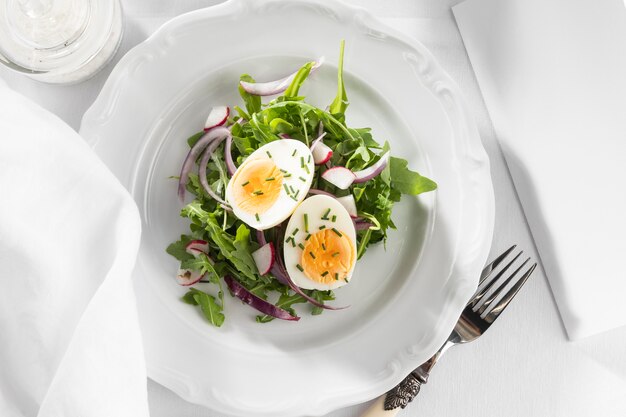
[224,275,299,321]
[224,135,236,176]
[178,126,231,203]
[309,131,327,151]
[198,135,229,205]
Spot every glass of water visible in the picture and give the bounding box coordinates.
[0,0,123,84]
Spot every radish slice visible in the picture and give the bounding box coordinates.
[336,195,358,218]
[185,239,209,256]
[252,243,275,275]
[321,167,356,189]
[204,106,230,131]
[309,131,327,151]
[353,152,390,183]
[239,59,324,96]
[178,126,230,203]
[176,269,204,286]
[224,275,299,321]
[312,142,333,165]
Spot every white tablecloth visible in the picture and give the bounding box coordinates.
[2,1,625,416]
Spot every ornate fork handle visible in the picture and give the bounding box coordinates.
[383,342,449,411]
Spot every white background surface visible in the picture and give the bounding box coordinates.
[2,1,625,416]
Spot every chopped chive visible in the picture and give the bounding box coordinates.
[280,169,287,173]
[331,228,343,237]
[292,149,297,157]
[303,165,310,174]
[300,156,305,167]
[309,251,316,259]
[318,225,326,230]
[292,228,299,235]
[331,215,337,222]
[265,177,275,181]
[307,155,311,163]
[266,151,272,158]
[304,214,309,232]
[289,185,296,194]
[321,271,329,277]
[294,189,300,198]
[290,239,296,247]
[241,181,250,187]
[332,252,340,257]
[299,176,307,182]
[334,273,339,280]
[298,243,305,249]
[284,173,292,178]
[305,234,312,241]
[296,264,304,272]
[290,195,298,201]
[255,213,260,221]
[344,277,349,283]
[283,184,290,194]
[253,190,264,195]
[321,243,326,250]
[322,208,331,218]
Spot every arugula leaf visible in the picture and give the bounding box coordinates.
[284,61,315,98]
[180,253,220,283]
[239,74,262,115]
[389,157,438,195]
[183,288,225,327]
[330,40,348,115]
[166,235,194,262]
[256,292,307,323]
[186,131,205,148]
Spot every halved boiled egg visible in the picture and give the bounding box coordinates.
[225,139,315,230]
[283,194,357,290]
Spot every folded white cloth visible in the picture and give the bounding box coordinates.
[453,0,626,339]
[0,78,149,416]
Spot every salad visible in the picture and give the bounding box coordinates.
[166,42,437,326]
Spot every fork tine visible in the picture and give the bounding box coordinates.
[479,245,517,285]
[470,250,522,307]
[477,257,530,315]
[484,263,537,323]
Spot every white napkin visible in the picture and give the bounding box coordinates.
[0,78,149,416]
[453,0,626,340]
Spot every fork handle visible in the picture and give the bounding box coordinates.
[360,345,448,417]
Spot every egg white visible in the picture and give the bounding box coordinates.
[283,195,357,290]
[225,139,315,230]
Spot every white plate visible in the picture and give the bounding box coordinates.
[80,0,494,415]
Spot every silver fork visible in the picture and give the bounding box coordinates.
[361,245,537,417]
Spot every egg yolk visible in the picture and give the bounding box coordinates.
[231,158,283,214]
[301,228,355,284]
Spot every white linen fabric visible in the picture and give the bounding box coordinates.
[453,0,626,340]
[0,78,149,417]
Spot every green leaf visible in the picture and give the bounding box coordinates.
[256,291,307,323]
[180,253,220,283]
[329,40,348,115]
[284,61,315,98]
[166,235,194,262]
[239,74,262,115]
[389,157,438,195]
[188,288,225,327]
[187,131,205,148]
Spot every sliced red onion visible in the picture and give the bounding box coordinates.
[220,204,233,212]
[239,58,324,96]
[224,134,236,176]
[321,166,356,190]
[256,229,267,245]
[224,275,299,321]
[278,133,292,139]
[354,220,374,231]
[198,136,229,205]
[204,106,230,131]
[252,243,275,276]
[178,126,231,203]
[353,152,390,183]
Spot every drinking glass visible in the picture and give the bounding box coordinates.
[0,0,123,84]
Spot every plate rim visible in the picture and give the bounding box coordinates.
[80,0,495,415]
